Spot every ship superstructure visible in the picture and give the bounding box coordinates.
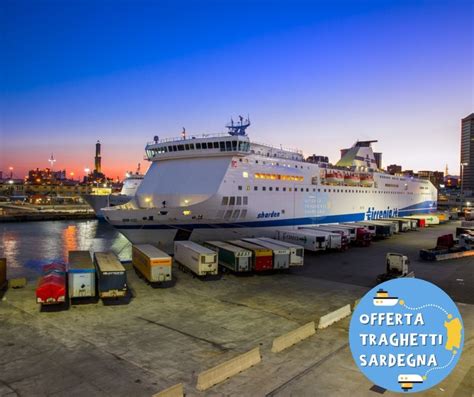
[103,118,437,251]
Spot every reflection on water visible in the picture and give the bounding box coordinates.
[0,220,131,279]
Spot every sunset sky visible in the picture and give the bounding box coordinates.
[1,0,472,179]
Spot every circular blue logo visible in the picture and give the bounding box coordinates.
[349,278,464,393]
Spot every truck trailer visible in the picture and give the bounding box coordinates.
[257,237,304,266]
[68,250,96,299]
[132,244,173,285]
[204,241,252,273]
[94,252,128,298]
[243,238,291,269]
[227,240,273,271]
[174,241,219,277]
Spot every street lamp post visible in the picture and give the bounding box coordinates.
[460,162,468,203]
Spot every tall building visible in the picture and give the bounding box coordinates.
[95,140,102,174]
[461,113,474,191]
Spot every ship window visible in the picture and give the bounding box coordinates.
[220,141,226,151]
[232,210,240,219]
[289,188,292,192]
[229,196,236,205]
[237,196,242,205]
[189,144,194,150]
[241,209,247,218]
[254,186,258,191]
[178,144,184,151]
[301,188,304,192]
[283,187,286,191]
[148,216,154,220]
[167,146,172,152]
[276,187,279,191]
[306,188,309,192]
[232,140,238,151]
[123,219,130,222]
[185,144,190,150]
[142,217,147,220]
[243,196,248,205]
[173,145,177,151]
[269,187,273,191]
[221,197,229,205]
[196,143,201,149]
[324,189,326,192]
[226,141,232,151]
[246,185,250,191]
[202,142,207,149]
[224,210,232,219]
[262,187,266,191]
[214,142,219,149]
[238,185,242,190]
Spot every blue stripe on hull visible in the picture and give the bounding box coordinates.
[116,200,437,231]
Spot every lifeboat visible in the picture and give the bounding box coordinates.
[360,174,374,187]
[325,170,344,184]
[36,263,67,305]
[344,173,360,186]
[373,288,399,306]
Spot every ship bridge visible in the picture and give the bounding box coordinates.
[145,133,250,161]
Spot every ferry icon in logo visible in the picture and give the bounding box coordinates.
[373,288,399,306]
[397,374,424,392]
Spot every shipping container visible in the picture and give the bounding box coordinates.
[394,218,418,230]
[243,238,290,269]
[388,218,411,232]
[257,237,304,266]
[355,222,392,238]
[204,241,252,273]
[132,244,173,284]
[227,240,273,271]
[298,227,343,250]
[174,241,219,276]
[404,214,439,226]
[369,220,399,234]
[68,251,96,299]
[276,229,327,252]
[0,258,7,290]
[94,252,128,298]
[331,224,372,246]
[36,263,67,305]
[342,222,377,238]
[313,226,350,249]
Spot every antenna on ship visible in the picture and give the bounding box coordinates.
[226,115,251,136]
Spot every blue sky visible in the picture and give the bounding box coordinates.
[1,0,472,178]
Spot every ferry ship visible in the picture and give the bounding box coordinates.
[373,289,399,306]
[103,118,437,251]
[83,171,144,218]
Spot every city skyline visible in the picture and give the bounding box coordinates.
[1,0,472,178]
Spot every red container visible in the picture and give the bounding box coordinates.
[254,255,273,272]
[36,264,67,305]
[42,263,66,276]
[356,228,372,246]
[418,219,426,228]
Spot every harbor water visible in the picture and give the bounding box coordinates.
[0,220,131,280]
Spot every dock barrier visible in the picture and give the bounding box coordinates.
[317,304,351,329]
[271,321,315,353]
[153,383,183,397]
[196,347,261,391]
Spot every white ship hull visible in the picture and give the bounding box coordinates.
[103,130,437,252]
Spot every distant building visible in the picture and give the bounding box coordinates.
[445,175,459,188]
[27,168,67,184]
[461,113,474,191]
[402,170,416,178]
[387,164,402,175]
[85,140,107,183]
[306,155,329,164]
[418,170,444,188]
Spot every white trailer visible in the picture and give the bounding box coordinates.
[276,230,327,252]
[243,238,290,269]
[370,220,399,234]
[257,237,304,266]
[391,218,415,231]
[174,241,218,277]
[342,222,377,238]
[297,227,343,250]
[68,251,96,299]
[405,214,440,226]
[319,224,356,243]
